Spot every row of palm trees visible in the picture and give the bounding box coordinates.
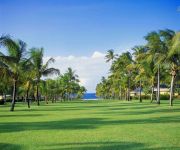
[0,35,86,111]
[96,29,180,106]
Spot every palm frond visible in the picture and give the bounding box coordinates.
[43,57,55,70]
[42,68,60,77]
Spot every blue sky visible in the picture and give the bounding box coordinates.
[0,0,179,92]
[0,0,179,56]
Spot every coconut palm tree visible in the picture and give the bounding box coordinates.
[0,67,11,104]
[21,69,35,108]
[145,31,164,104]
[29,47,60,105]
[77,86,87,99]
[65,67,79,82]
[64,67,79,100]
[168,32,180,106]
[105,49,118,63]
[132,45,148,102]
[0,35,28,111]
[157,29,175,105]
[119,52,133,101]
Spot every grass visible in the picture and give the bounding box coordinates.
[0,100,180,150]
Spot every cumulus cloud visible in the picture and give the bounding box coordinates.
[44,51,110,92]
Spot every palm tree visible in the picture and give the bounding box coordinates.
[119,52,133,101]
[0,68,11,104]
[66,67,79,82]
[105,49,118,63]
[29,47,60,105]
[145,31,164,104]
[158,29,175,105]
[168,32,180,106]
[132,45,148,102]
[108,52,133,101]
[21,71,35,108]
[65,67,79,100]
[0,35,28,111]
[77,86,87,99]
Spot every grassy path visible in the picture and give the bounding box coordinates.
[0,100,180,150]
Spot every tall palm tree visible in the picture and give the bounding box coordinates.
[29,47,60,105]
[120,52,133,101]
[145,31,164,104]
[109,52,133,101]
[158,29,175,105]
[168,32,180,106]
[0,35,28,111]
[143,29,175,104]
[132,45,148,102]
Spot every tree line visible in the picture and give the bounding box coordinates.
[96,29,180,106]
[0,35,86,111]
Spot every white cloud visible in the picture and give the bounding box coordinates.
[91,51,105,58]
[44,51,110,92]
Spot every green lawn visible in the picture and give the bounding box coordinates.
[0,100,180,150]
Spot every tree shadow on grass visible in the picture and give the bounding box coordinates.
[41,141,180,150]
[0,118,103,133]
[42,141,144,150]
[96,106,180,115]
[0,115,180,133]
[0,143,23,150]
[0,107,86,112]
[0,114,45,118]
[119,108,180,115]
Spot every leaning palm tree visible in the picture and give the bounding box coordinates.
[29,47,60,105]
[0,35,28,111]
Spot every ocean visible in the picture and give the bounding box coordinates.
[83,93,97,100]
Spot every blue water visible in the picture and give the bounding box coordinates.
[83,93,97,100]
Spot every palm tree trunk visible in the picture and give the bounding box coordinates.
[125,88,127,100]
[112,89,114,100]
[26,85,30,108]
[37,84,40,106]
[45,95,48,104]
[170,73,176,106]
[3,93,6,103]
[127,77,130,101]
[119,86,122,100]
[157,64,160,104]
[139,80,142,103]
[10,79,17,111]
[150,85,154,103]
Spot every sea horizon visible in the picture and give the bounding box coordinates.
[83,93,97,100]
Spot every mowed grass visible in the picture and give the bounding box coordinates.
[0,100,180,150]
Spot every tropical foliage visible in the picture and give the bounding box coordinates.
[96,29,180,106]
[0,35,86,111]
